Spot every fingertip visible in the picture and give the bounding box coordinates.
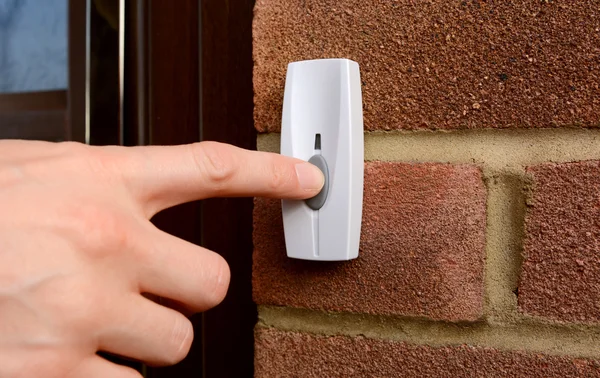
[294,162,325,196]
[209,253,231,308]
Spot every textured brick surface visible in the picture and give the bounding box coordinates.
[253,0,600,132]
[255,328,600,378]
[519,160,600,323]
[253,162,486,321]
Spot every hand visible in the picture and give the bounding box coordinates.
[0,140,324,378]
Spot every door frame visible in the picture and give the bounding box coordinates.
[68,0,257,376]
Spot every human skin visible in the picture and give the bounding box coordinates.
[0,140,324,378]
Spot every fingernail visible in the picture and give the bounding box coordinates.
[295,163,324,191]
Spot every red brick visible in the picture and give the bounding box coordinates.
[255,328,600,377]
[253,0,600,132]
[253,162,486,322]
[519,160,600,323]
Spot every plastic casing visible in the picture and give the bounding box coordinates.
[280,58,364,261]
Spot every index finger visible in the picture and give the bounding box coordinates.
[102,141,324,217]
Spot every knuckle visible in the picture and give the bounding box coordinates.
[163,315,193,365]
[62,204,132,256]
[192,142,236,187]
[67,291,102,329]
[56,141,91,157]
[58,142,124,183]
[56,142,96,169]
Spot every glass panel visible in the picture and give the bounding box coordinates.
[0,0,68,93]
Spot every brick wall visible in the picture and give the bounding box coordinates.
[252,1,600,377]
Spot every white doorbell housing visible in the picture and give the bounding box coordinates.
[280,58,364,261]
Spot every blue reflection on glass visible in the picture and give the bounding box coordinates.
[0,0,67,93]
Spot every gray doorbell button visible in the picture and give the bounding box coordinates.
[305,155,329,210]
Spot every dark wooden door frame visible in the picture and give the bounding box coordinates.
[145,2,258,374]
[68,0,257,376]
[0,90,67,141]
[199,1,257,377]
